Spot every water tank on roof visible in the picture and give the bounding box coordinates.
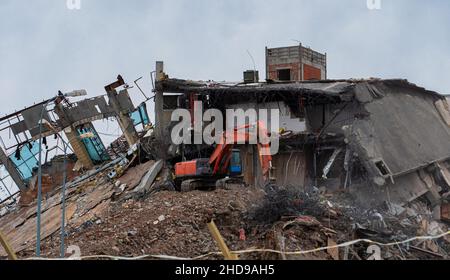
[243,70,259,84]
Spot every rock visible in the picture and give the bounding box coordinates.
[406,207,418,218]
[311,186,320,195]
[400,218,413,227]
[283,215,322,229]
[326,201,334,208]
[432,205,441,221]
[112,246,120,253]
[427,221,444,236]
[115,181,122,188]
[164,202,172,207]
[386,202,406,216]
[128,229,138,236]
[158,215,166,222]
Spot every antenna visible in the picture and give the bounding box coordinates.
[134,77,150,100]
[246,50,257,82]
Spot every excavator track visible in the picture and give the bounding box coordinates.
[180,179,203,192]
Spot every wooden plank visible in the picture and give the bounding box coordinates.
[327,238,339,260]
[441,203,450,223]
[207,220,239,260]
[0,203,77,256]
[131,160,163,194]
[0,230,17,260]
[71,200,110,228]
[410,245,444,258]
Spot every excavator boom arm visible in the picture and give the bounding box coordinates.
[208,121,273,180]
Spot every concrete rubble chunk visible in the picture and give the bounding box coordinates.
[386,202,406,216]
[130,160,164,195]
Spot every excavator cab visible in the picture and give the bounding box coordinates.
[229,149,242,176]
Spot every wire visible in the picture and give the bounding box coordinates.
[25,231,450,260]
[232,230,450,257]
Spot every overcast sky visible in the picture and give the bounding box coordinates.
[0,0,449,199]
[1,0,450,119]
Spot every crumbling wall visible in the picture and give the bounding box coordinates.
[346,82,450,185]
[306,101,364,134]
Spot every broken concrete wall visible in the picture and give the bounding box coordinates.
[350,171,430,207]
[345,81,450,186]
[304,80,450,212]
[304,80,450,188]
[18,156,80,206]
[306,101,366,135]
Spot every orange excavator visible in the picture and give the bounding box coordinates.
[174,121,273,191]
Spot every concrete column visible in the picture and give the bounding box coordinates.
[107,89,139,146]
[299,43,304,81]
[265,47,269,80]
[54,104,94,169]
[0,146,26,190]
[155,61,165,140]
[64,126,94,169]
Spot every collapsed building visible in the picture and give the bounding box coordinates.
[0,75,151,208]
[0,44,449,259]
[155,69,450,220]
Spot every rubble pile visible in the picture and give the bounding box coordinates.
[8,170,448,260]
[21,186,262,259]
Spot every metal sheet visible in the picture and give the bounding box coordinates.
[64,96,114,127]
[117,90,135,113]
[10,121,28,136]
[21,105,51,134]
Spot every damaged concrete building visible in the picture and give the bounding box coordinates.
[265,44,327,81]
[0,75,151,208]
[155,68,450,222]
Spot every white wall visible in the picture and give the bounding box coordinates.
[225,101,306,132]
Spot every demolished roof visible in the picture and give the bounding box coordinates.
[157,78,441,103]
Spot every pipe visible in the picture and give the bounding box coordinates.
[36,91,87,257]
[36,97,55,256]
[60,140,68,258]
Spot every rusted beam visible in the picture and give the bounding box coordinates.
[104,75,125,92]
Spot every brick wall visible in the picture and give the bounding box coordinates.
[266,45,327,81]
[18,160,80,206]
[267,63,300,81]
[303,64,322,81]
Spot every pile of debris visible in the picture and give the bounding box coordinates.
[1,73,450,260]
[1,160,446,260]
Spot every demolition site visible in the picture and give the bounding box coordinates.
[0,44,449,260]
